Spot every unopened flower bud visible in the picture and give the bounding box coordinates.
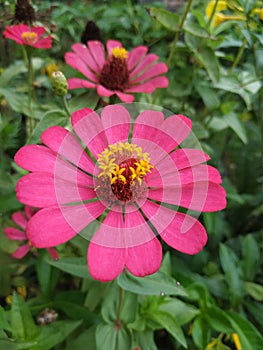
[50,71,68,97]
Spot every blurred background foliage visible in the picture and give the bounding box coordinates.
[0,0,262,349]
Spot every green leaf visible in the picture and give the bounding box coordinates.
[68,90,100,112]
[37,254,60,298]
[241,234,260,281]
[54,301,98,325]
[244,282,263,301]
[0,192,21,214]
[46,256,91,279]
[36,320,82,350]
[65,327,96,350]
[27,109,68,144]
[101,282,137,324]
[118,270,187,296]
[159,298,199,325]
[0,63,27,87]
[147,7,180,31]
[0,339,37,350]
[151,311,186,348]
[192,316,211,350]
[95,323,131,350]
[219,244,244,307]
[205,305,234,333]
[222,113,247,144]
[10,292,38,340]
[195,84,220,110]
[0,306,11,332]
[225,311,263,350]
[133,330,157,350]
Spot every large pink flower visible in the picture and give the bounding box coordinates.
[65,40,168,102]
[4,205,58,259]
[14,105,226,281]
[3,24,52,48]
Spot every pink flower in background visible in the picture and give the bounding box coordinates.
[4,205,58,260]
[14,105,226,281]
[3,24,52,48]
[65,40,168,102]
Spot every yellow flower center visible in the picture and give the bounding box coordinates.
[111,47,128,60]
[21,31,38,45]
[96,142,153,202]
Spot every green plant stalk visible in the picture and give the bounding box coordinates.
[24,46,36,135]
[167,0,193,68]
[207,0,220,29]
[63,95,71,117]
[229,38,247,73]
[116,286,124,326]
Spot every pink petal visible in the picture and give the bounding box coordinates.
[97,84,114,97]
[33,37,52,49]
[130,53,158,78]
[16,172,95,208]
[141,201,208,254]
[46,247,59,260]
[4,227,26,240]
[106,40,122,55]
[90,207,156,249]
[41,126,95,174]
[169,148,210,169]
[65,52,98,82]
[126,238,162,277]
[87,41,105,70]
[12,244,31,259]
[88,243,125,282]
[15,144,93,186]
[115,91,134,102]
[72,43,101,72]
[148,164,222,187]
[12,211,27,229]
[68,78,96,89]
[148,182,227,212]
[27,202,105,247]
[25,205,35,220]
[127,46,148,71]
[127,76,168,93]
[131,63,168,83]
[71,108,108,157]
[101,105,130,144]
[31,27,46,37]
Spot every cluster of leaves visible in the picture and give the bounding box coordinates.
[0,0,262,349]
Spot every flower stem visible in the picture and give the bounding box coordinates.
[116,286,124,327]
[207,0,220,29]
[229,38,247,73]
[167,0,193,68]
[63,95,71,117]
[24,46,36,135]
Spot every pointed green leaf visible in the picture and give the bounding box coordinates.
[241,234,260,281]
[159,298,199,325]
[147,7,180,31]
[244,282,263,301]
[192,316,211,349]
[205,305,234,333]
[225,311,263,350]
[65,327,96,350]
[46,256,91,279]
[223,113,247,144]
[118,271,187,296]
[36,320,82,350]
[10,293,38,340]
[95,323,131,350]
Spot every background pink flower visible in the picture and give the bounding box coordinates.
[65,40,168,102]
[4,205,58,259]
[14,105,226,281]
[3,24,52,48]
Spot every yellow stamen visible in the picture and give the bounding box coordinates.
[111,165,126,184]
[111,47,128,60]
[21,31,38,44]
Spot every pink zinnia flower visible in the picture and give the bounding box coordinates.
[3,24,52,48]
[65,40,168,102]
[4,205,58,260]
[14,105,226,281]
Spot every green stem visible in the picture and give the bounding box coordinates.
[116,286,124,326]
[167,0,193,68]
[229,38,247,73]
[24,46,36,135]
[63,95,71,117]
[207,0,219,29]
